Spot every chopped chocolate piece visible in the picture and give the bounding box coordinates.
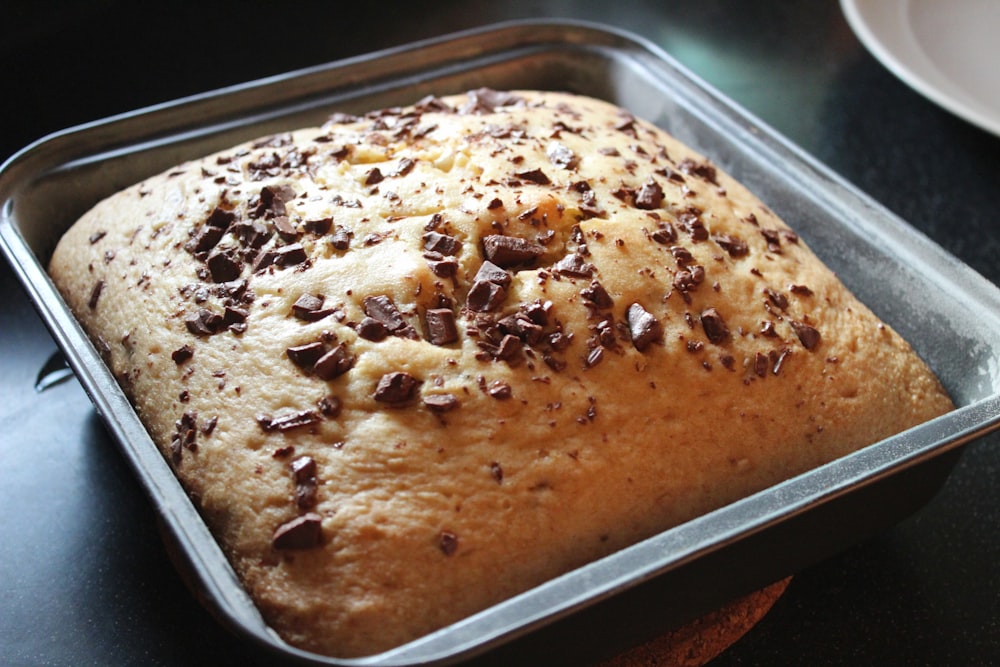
[789,284,814,296]
[700,308,730,345]
[760,320,778,337]
[206,248,242,283]
[313,344,354,380]
[206,206,236,229]
[581,281,614,310]
[438,530,459,556]
[467,280,507,312]
[189,225,226,254]
[292,456,318,510]
[627,303,662,351]
[754,351,769,377]
[552,253,594,278]
[185,309,224,336]
[585,345,605,368]
[330,225,352,250]
[425,253,459,278]
[257,409,321,432]
[424,393,460,412]
[678,158,719,185]
[712,233,749,258]
[88,280,104,309]
[423,231,460,256]
[317,395,342,417]
[651,223,677,245]
[364,167,384,185]
[88,230,107,244]
[304,217,333,235]
[374,372,421,405]
[482,235,545,267]
[425,309,458,345]
[670,245,694,265]
[393,157,416,177]
[486,380,512,400]
[171,345,194,365]
[292,293,334,321]
[274,243,308,267]
[495,334,523,362]
[287,341,327,369]
[761,228,782,253]
[634,178,664,210]
[362,295,417,338]
[546,141,579,170]
[474,260,512,287]
[356,317,389,341]
[764,288,789,310]
[790,320,821,350]
[490,461,504,483]
[461,88,524,114]
[272,513,323,550]
[273,216,299,239]
[516,168,551,185]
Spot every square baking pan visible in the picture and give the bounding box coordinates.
[3,19,1000,666]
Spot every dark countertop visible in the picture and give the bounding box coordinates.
[2,2,998,665]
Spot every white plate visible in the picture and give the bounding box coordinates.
[841,0,1000,136]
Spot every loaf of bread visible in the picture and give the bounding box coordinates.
[48,89,953,658]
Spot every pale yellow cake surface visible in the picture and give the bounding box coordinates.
[48,89,953,657]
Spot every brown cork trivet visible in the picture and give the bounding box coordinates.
[598,577,791,667]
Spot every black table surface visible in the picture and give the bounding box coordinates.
[3,2,998,665]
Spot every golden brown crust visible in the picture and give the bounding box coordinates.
[49,90,953,657]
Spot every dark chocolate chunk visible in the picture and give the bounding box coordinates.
[362,295,417,338]
[700,308,730,345]
[482,235,545,268]
[486,380,512,399]
[274,243,308,267]
[425,308,458,345]
[317,395,342,418]
[467,280,506,312]
[515,168,551,185]
[287,341,327,369]
[634,178,664,210]
[651,223,677,245]
[546,141,579,170]
[460,88,524,114]
[474,260,512,287]
[364,167,384,185]
[425,253,459,278]
[272,513,323,550]
[356,317,389,341]
[88,230,107,244]
[373,372,421,405]
[764,288,789,310]
[88,280,104,309]
[790,320,821,350]
[438,530,459,556]
[291,456,318,510]
[423,231,460,256]
[304,217,333,235]
[206,207,236,229]
[330,225,352,250]
[585,345,605,368]
[171,345,194,365]
[627,303,662,351]
[206,248,243,283]
[185,309,224,336]
[393,157,416,177]
[712,233,749,258]
[754,351,769,378]
[273,216,299,239]
[552,253,594,277]
[423,393,459,412]
[678,158,719,185]
[789,284,814,296]
[581,281,614,310]
[313,344,354,380]
[257,410,321,432]
[292,293,334,321]
[189,225,226,254]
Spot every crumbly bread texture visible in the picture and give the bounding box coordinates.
[49,89,953,658]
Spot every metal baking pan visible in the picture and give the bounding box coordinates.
[3,19,1000,666]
